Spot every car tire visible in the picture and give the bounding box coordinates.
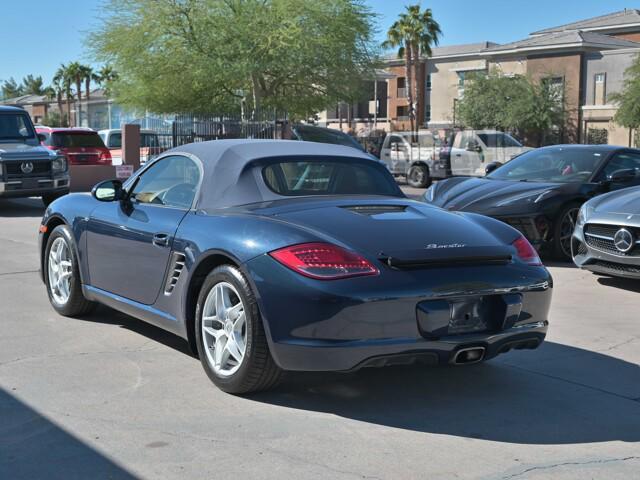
[195,265,282,394]
[42,191,67,207]
[553,202,581,261]
[44,225,96,317]
[407,165,431,188]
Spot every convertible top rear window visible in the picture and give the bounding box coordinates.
[263,160,399,196]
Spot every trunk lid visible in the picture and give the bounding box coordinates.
[263,198,513,264]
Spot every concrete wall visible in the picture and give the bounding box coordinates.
[583,49,639,106]
[526,53,582,143]
[488,57,527,76]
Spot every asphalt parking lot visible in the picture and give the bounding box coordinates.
[1,193,639,480]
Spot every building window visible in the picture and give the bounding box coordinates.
[587,127,608,145]
[397,77,407,98]
[542,76,564,103]
[396,105,409,120]
[425,104,431,123]
[594,73,606,105]
[457,71,466,88]
[426,74,432,90]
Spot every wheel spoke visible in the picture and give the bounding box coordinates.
[225,336,243,362]
[215,284,228,318]
[233,311,245,331]
[213,336,227,366]
[227,302,243,320]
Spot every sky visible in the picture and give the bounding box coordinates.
[0,0,637,86]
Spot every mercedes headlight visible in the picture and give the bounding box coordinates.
[51,155,68,173]
[577,203,593,227]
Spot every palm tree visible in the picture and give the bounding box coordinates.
[81,65,94,100]
[21,75,45,95]
[383,4,441,135]
[95,65,118,97]
[54,65,74,127]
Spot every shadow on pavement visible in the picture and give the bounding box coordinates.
[0,198,45,218]
[79,305,195,357]
[597,275,640,293]
[72,305,640,446]
[0,387,135,480]
[251,342,640,445]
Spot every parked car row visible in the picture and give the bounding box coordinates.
[423,144,640,266]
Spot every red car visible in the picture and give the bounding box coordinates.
[36,127,112,166]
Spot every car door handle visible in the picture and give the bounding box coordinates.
[152,233,170,247]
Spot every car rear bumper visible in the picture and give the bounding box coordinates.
[0,176,69,198]
[245,255,552,371]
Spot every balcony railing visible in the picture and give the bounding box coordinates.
[396,88,408,98]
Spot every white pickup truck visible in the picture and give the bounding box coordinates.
[380,131,447,188]
[380,129,530,187]
[448,130,531,177]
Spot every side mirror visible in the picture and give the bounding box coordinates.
[466,142,481,153]
[485,161,502,175]
[92,179,124,202]
[37,133,46,143]
[607,168,637,184]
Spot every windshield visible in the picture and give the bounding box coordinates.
[49,132,106,148]
[295,127,364,151]
[0,113,36,141]
[477,133,522,148]
[487,147,605,183]
[263,159,400,196]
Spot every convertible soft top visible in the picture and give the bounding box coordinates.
[163,139,386,209]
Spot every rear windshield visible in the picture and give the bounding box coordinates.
[477,133,522,148]
[49,132,105,148]
[263,160,400,196]
[106,133,159,149]
[0,113,35,140]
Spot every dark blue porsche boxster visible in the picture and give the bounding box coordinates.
[39,140,552,393]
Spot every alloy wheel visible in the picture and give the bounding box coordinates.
[201,282,247,377]
[559,207,580,259]
[48,237,73,306]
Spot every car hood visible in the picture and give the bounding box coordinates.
[0,142,54,161]
[589,185,640,215]
[427,177,572,215]
[252,197,518,262]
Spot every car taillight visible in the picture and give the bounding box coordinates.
[99,149,112,163]
[269,242,379,280]
[512,236,542,266]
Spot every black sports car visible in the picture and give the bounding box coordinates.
[423,145,640,259]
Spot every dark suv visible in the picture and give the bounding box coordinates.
[0,106,70,205]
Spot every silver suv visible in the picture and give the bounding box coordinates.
[0,106,69,206]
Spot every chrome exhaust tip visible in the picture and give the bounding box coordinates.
[451,346,486,365]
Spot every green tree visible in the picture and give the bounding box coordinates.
[456,70,565,146]
[383,4,441,135]
[94,65,118,97]
[21,75,46,95]
[87,0,378,118]
[611,52,640,144]
[1,77,23,100]
[53,65,74,127]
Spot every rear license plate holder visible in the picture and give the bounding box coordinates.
[416,293,523,339]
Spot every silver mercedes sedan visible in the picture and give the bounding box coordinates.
[572,183,640,278]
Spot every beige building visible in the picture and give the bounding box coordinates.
[322,9,640,147]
